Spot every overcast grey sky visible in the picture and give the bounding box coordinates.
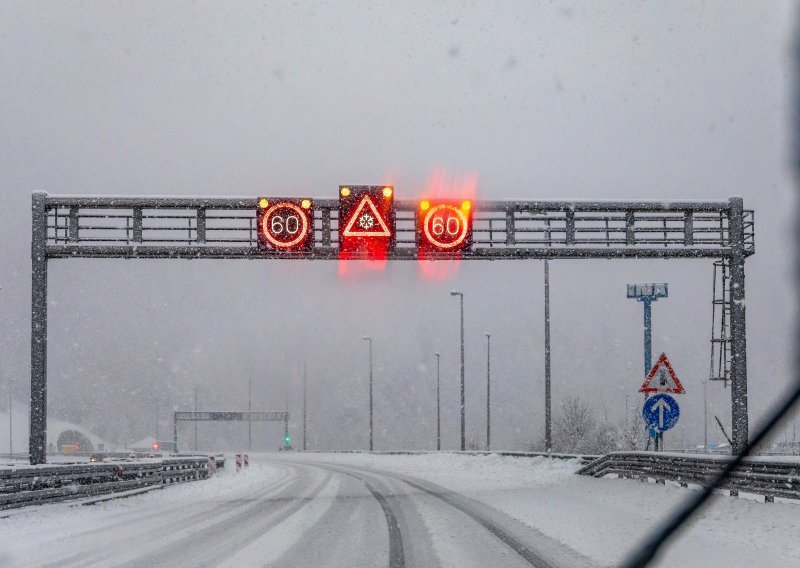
[0,1,795,451]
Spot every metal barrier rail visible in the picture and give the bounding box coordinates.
[308,450,599,465]
[0,456,212,511]
[576,451,800,501]
[41,194,755,260]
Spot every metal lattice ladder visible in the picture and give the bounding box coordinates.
[710,259,731,387]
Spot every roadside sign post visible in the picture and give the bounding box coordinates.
[640,353,685,451]
[642,393,681,435]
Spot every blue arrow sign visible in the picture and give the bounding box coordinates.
[642,393,680,432]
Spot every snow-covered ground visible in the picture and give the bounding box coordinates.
[285,452,800,567]
[0,452,797,567]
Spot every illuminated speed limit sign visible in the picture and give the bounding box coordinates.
[257,198,313,251]
[418,200,473,254]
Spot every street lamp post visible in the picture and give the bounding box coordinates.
[8,378,14,457]
[194,386,198,451]
[485,333,491,451]
[248,378,252,452]
[155,398,159,450]
[303,362,308,451]
[450,291,465,451]
[435,352,441,451]
[363,336,373,451]
[544,259,552,453]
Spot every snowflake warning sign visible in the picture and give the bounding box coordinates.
[342,194,392,237]
[339,185,395,259]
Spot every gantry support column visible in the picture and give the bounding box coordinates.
[30,191,49,464]
[728,197,749,455]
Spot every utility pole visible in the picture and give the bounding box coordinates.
[303,362,307,451]
[248,378,252,452]
[625,394,629,423]
[283,392,290,450]
[8,379,14,457]
[362,337,373,451]
[194,386,198,452]
[155,398,159,448]
[485,333,491,452]
[450,291,465,451]
[435,352,441,451]
[544,260,552,453]
[172,406,178,453]
[704,379,709,451]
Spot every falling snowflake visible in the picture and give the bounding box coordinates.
[358,214,375,230]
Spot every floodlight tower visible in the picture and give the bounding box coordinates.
[627,283,669,379]
[628,283,669,451]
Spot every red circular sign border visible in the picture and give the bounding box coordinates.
[261,202,310,248]
[423,204,469,250]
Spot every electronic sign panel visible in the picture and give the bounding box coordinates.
[257,198,313,251]
[417,199,473,254]
[338,185,395,258]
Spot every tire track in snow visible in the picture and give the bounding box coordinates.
[307,463,406,568]
[124,464,333,567]
[300,460,597,568]
[35,464,297,568]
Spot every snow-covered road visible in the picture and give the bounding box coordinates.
[1,452,798,567]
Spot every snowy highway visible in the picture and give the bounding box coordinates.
[1,453,799,567]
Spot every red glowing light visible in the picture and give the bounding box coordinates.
[414,171,477,278]
[341,195,392,237]
[339,185,395,260]
[257,199,313,251]
[421,204,470,250]
[418,201,473,254]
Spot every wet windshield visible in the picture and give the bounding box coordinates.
[0,3,797,567]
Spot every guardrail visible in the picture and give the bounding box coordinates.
[577,451,800,502]
[0,456,215,511]
[311,450,599,465]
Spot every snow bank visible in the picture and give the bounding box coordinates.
[280,451,800,567]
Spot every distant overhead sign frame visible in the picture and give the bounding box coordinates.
[172,411,289,453]
[28,190,754,463]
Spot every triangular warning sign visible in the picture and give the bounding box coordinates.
[640,353,685,394]
[342,195,391,237]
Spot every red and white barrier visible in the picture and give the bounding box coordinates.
[243,454,249,467]
[208,455,217,476]
[235,454,242,472]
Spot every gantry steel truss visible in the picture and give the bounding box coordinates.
[172,411,289,453]
[30,192,755,463]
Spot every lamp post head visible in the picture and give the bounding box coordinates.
[362,336,370,341]
[450,291,461,297]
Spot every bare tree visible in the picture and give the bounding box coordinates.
[617,411,649,451]
[553,395,597,453]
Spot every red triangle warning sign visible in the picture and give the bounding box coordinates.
[342,195,391,237]
[640,353,685,394]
